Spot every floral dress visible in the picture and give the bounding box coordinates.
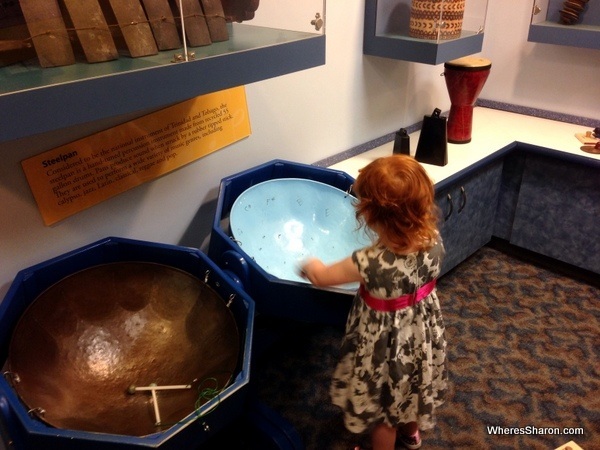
[330,239,447,433]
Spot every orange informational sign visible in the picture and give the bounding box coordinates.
[22,86,251,225]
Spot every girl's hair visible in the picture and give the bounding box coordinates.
[353,155,439,252]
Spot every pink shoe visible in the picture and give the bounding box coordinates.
[397,430,421,449]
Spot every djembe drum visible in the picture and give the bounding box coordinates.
[443,56,492,144]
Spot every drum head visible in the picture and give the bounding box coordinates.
[7,262,239,436]
[444,56,492,71]
[230,178,371,288]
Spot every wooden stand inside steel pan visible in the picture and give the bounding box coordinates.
[5,262,239,437]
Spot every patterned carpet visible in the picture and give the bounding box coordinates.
[245,245,600,450]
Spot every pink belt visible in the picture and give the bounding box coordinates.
[359,279,437,312]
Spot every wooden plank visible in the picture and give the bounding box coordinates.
[221,0,259,22]
[140,0,181,50]
[575,132,599,145]
[100,0,158,57]
[199,0,228,42]
[19,0,75,67]
[0,39,31,52]
[175,0,211,47]
[62,0,118,63]
[0,24,36,66]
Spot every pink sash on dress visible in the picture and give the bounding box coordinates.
[359,279,437,312]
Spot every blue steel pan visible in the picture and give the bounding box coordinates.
[230,178,372,289]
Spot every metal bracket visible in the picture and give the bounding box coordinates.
[311,12,323,31]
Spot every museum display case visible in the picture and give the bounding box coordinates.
[528,0,600,49]
[0,0,326,143]
[363,0,488,65]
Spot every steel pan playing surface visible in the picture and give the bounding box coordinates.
[230,178,371,288]
[6,262,239,437]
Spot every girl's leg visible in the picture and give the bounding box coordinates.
[371,423,396,450]
[399,421,418,436]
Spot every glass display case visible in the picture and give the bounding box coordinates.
[363,0,488,65]
[528,0,600,49]
[0,0,326,143]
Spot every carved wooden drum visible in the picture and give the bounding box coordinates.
[409,0,466,40]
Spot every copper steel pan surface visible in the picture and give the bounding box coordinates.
[6,262,240,437]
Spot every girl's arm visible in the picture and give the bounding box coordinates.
[300,256,362,287]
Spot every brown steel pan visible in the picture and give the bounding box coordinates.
[6,262,239,437]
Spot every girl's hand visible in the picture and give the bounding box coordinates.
[299,256,362,287]
[299,258,326,285]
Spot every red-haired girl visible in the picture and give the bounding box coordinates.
[301,155,447,450]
